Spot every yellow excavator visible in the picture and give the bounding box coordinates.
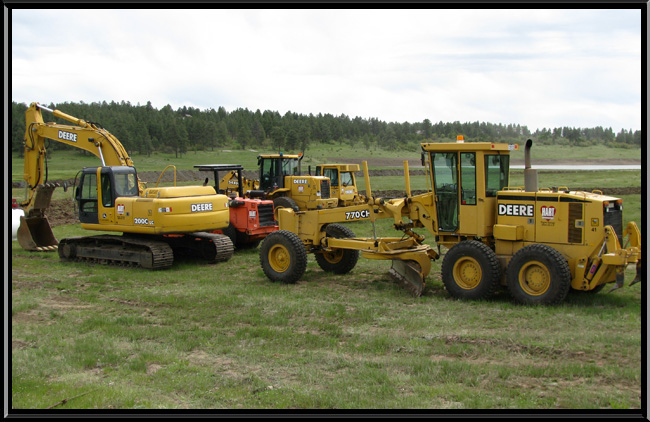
[17,102,234,269]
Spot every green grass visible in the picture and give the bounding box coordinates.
[11,211,643,410]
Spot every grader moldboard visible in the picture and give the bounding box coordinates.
[258,137,642,305]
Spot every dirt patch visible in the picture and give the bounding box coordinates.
[46,199,79,227]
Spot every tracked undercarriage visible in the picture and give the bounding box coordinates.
[58,232,234,269]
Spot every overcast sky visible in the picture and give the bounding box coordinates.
[11,8,642,132]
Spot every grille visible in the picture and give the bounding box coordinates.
[568,203,583,244]
[320,179,331,199]
[604,207,623,245]
[257,204,276,227]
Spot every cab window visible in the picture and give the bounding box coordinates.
[323,168,339,186]
[460,152,476,205]
[114,172,138,197]
[485,154,509,197]
[100,173,113,207]
[340,172,354,187]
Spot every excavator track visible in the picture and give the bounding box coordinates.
[174,232,234,263]
[58,235,175,269]
[57,232,234,270]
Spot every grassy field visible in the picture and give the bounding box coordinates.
[10,144,644,412]
[10,218,643,411]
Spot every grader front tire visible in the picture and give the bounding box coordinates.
[506,244,571,305]
[260,230,308,284]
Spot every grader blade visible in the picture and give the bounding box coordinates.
[389,259,426,297]
[17,216,59,251]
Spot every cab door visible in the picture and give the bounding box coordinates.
[431,152,459,232]
[77,168,99,224]
[458,152,478,235]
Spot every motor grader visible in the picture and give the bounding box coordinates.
[259,137,642,305]
[17,102,234,269]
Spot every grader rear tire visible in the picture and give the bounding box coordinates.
[441,240,501,300]
[315,223,359,274]
[506,244,571,305]
[260,230,308,284]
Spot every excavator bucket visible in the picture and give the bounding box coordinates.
[17,215,59,251]
[389,259,426,297]
[17,183,60,251]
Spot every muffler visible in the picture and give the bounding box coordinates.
[524,139,538,192]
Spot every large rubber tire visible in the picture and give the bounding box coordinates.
[506,244,571,305]
[273,196,299,212]
[314,223,359,274]
[260,230,308,284]
[441,240,501,300]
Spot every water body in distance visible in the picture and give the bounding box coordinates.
[510,165,641,170]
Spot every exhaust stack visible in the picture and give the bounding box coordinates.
[524,139,538,193]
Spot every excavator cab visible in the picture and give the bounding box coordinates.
[76,166,139,224]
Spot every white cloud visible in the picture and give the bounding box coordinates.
[11,8,641,132]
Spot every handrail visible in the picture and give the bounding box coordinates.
[155,165,178,187]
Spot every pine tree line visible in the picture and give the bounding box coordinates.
[11,100,642,157]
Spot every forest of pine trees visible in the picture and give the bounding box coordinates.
[10,100,642,157]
